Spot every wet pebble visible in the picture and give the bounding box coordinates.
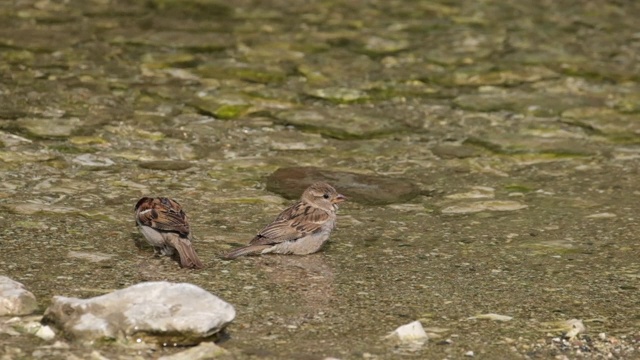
[266,166,420,205]
[15,117,81,138]
[139,160,193,171]
[67,251,113,263]
[445,187,495,200]
[72,154,115,167]
[467,313,513,322]
[441,201,528,214]
[453,92,601,117]
[304,87,369,103]
[0,277,37,316]
[543,319,586,340]
[585,212,617,219]
[275,106,408,139]
[157,342,229,360]
[42,282,235,344]
[430,143,481,159]
[5,203,78,215]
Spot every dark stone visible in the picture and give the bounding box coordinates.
[431,144,481,159]
[139,161,193,171]
[266,167,420,205]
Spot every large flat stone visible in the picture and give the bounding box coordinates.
[266,167,420,205]
[42,282,235,345]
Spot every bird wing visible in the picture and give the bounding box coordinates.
[249,202,330,246]
[135,197,190,236]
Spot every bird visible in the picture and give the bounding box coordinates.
[134,197,204,269]
[223,182,346,259]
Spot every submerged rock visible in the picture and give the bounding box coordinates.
[15,117,81,138]
[266,166,420,205]
[0,277,38,316]
[42,282,235,345]
[139,160,193,171]
[274,105,410,139]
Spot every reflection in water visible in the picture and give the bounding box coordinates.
[255,254,335,314]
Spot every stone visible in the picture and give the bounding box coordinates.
[467,313,513,322]
[386,320,428,343]
[453,92,601,117]
[15,117,81,138]
[67,251,114,263]
[266,167,421,205]
[139,160,193,171]
[42,282,235,345]
[542,319,586,340]
[441,201,528,214]
[304,87,369,103]
[72,154,115,167]
[157,342,229,360]
[430,144,481,159]
[0,277,38,316]
[274,105,410,139]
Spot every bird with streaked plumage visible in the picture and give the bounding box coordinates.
[223,182,346,259]
[134,197,204,269]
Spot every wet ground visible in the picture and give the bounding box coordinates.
[1,0,640,359]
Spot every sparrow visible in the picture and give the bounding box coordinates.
[223,182,346,259]
[134,197,204,269]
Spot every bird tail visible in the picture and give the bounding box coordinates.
[222,245,271,260]
[169,237,204,269]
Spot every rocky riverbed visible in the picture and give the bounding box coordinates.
[1,0,639,359]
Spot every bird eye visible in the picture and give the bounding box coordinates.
[323,193,330,199]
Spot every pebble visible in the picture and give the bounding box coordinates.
[157,342,229,360]
[467,313,513,322]
[442,201,528,214]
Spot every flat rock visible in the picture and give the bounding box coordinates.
[274,105,410,139]
[0,277,38,316]
[15,117,81,138]
[42,282,235,345]
[139,160,193,171]
[266,167,420,205]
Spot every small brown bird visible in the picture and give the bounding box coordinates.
[223,182,346,259]
[134,197,204,269]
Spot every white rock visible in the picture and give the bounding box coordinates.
[467,313,513,322]
[42,282,235,344]
[0,277,37,316]
[28,323,56,341]
[585,212,617,219]
[386,320,428,343]
[564,319,586,339]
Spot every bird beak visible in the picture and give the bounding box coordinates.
[333,194,347,203]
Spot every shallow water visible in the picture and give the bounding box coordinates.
[1,0,639,358]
